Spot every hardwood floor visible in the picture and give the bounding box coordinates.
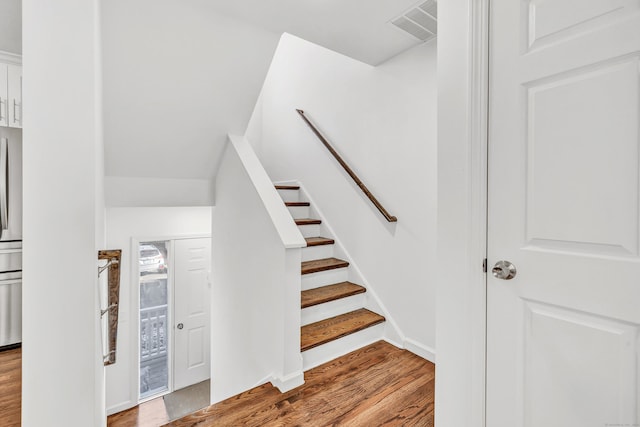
[166,341,434,427]
[0,347,21,427]
[4,341,434,427]
[108,396,170,427]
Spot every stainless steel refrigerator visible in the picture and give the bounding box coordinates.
[0,136,22,349]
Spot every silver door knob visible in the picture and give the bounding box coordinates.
[492,260,517,280]
[177,323,184,330]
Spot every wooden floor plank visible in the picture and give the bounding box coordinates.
[300,309,385,351]
[275,185,299,190]
[107,397,170,427]
[285,202,310,207]
[281,348,426,426]
[301,257,349,275]
[0,347,21,427]
[301,282,365,308]
[336,363,435,426]
[165,341,434,427]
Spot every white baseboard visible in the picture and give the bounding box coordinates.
[106,400,136,416]
[382,337,404,349]
[271,371,305,393]
[403,337,436,363]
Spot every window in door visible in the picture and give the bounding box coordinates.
[139,241,170,400]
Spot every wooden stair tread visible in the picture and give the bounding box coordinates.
[305,237,335,247]
[302,257,349,275]
[275,185,300,190]
[301,282,366,308]
[295,218,321,226]
[285,202,311,207]
[301,309,385,351]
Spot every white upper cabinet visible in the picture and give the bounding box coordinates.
[0,52,22,129]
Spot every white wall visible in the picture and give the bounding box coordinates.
[101,0,281,183]
[94,2,107,424]
[246,34,438,357]
[211,138,304,403]
[22,0,106,425]
[105,207,212,414]
[435,1,487,426]
[0,0,21,54]
[105,176,214,207]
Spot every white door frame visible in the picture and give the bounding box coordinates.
[470,1,490,425]
[131,233,211,404]
[435,1,490,426]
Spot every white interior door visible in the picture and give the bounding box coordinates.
[174,237,211,391]
[487,2,640,427]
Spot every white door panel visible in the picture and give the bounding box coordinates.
[174,238,211,391]
[487,2,640,426]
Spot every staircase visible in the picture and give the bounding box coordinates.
[276,184,386,370]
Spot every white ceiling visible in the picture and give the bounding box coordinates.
[204,0,424,66]
[102,0,282,180]
[101,0,428,183]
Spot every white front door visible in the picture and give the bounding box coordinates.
[487,2,640,426]
[173,238,211,391]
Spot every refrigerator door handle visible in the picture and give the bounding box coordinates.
[0,138,8,239]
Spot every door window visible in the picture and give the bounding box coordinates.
[139,241,169,399]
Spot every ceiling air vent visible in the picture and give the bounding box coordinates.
[390,0,437,42]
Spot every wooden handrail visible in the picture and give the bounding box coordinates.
[296,109,397,222]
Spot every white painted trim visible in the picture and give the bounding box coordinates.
[0,51,21,65]
[436,0,489,425]
[382,337,404,349]
[403,337,436,364]
[294,180,405,345]
[271,371,305,393]
[469,1,490,426]
[134,233,211,242]
[106,400,136,417]
[228,135,306,249]
[129,237,142,410]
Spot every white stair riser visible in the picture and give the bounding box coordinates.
[302,244,334,262]
[277,189,299,202]
[302,323,385,372]
[301,294,366,326]
[302,268,349,291]
[287,206,310,218]
[298,224,321,238]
